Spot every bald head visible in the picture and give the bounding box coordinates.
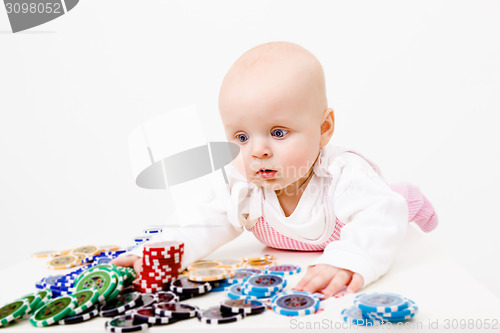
[219,42,328,121]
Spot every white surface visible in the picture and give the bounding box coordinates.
[0,0,499,301]
[0,228,499,332]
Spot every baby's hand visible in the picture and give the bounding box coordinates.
[110,255,142,276]
[293,264,364,297]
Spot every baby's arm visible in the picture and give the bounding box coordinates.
[296,153,408,296]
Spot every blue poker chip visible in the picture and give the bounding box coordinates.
[266,264,301,276]
[354,293,410,313]
[365,311,416,323]
[241,274,287,293]
[43,275,65,287]
[271,291,320,316]
[375,299,418,318]
[227,284,260,300]
[341,306,383,326]
[134,235,151,244]
[240,287,276,298]
[225,269,256,284]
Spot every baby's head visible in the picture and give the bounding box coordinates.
[219,42,334,195]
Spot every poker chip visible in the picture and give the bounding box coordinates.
[271,291,320,316]
[197,306,244,325]
[72,245,101,257]
[188,260,221,271]
[187,268,233,282]
[47,255,80,270]
[20,292,44,314]
[130,307,180,325]
[31,250,57,258]
[220,299,266,316]
[217,259,243,269]
[68,289,101,316]
[137,241,185,292]
[365,310,417,323]
[354,293,410,313]
[99,245,122,252]
[74,269,117,303]
[0,298,30,327]
[36,289,52,304]
[156,291,179,304]
[375,299,418,318]
[341,306,383,326]
[169,277,211,295]
[227,283,262,300]
[100,291,143,317]
[242,268,264,275]
[153,302,198,319]
[143,226,164,234]
[241,274,287,293]
[84,264,124,301]
[343,292,419,326]
[58,305,99,325]
[225,268,256,284]
[266,264,301,276]
[140,294,157,308]
[105,314,151,332]
[30,295,79,327]
[244,254,274,262]
[134,236,151,245]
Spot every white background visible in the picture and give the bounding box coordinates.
[0,0,499,297]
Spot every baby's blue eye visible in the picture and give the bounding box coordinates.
[272,129,288,138]
[236,134,248,143]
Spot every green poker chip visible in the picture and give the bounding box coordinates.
[68,289,101,316]
[20,292,43,314]
[74,269,117,302]
[0,299,30,327]
[86,265,124,302]
[30,295,78,327]
[36,289,52,304]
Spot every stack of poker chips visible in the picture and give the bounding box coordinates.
[133,241,184,293]
[341,292,419,326]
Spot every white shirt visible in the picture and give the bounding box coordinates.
[125,143,408,287]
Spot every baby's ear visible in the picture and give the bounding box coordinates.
[320,108,335,146]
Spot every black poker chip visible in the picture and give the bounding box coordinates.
[170,277,212,295]
[58,305,99,325]
[105,314,151,332]
[220,299,266,316]
[156,291,179,304]
[100,291,143,317]
[153,302,198,319]
[140,293,157,308]
[130,306,180,325]
[197,306,244,324]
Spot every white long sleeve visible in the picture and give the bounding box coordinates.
[121,168,243,271]
[310,152,408,286]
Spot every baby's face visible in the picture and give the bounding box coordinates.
[219,65,324,194]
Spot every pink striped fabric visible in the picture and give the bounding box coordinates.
[247,183,438,251]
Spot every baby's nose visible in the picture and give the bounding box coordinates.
[251,139,272,158]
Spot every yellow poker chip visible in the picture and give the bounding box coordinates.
[98,245,121,252]
[50,249,73,257]
[31,250,57,259]
[47,255,79,270]
[187,260,221,272]
[187,268,234,282]
[71,245,100,257]
[244,254,274,262]
[217,258,244,269]
[244,258,277,270]
[73,253,87,265]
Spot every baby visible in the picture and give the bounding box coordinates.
[113,41,438,297]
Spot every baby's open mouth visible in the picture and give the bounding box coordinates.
[258,169,277,179]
